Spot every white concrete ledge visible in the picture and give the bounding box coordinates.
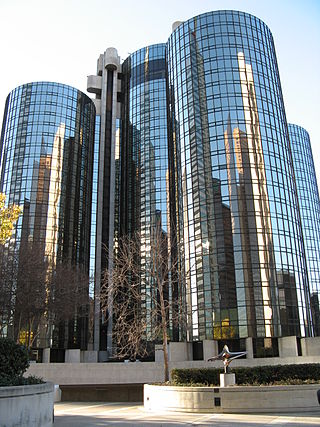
[26,356,320,386]
[144,384,320,413]
[0,382,54,426]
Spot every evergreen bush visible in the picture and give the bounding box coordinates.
[0,338,43,386]
[171,364,320,386]
[0,338,29,381]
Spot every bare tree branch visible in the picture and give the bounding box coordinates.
[100,227,187,381]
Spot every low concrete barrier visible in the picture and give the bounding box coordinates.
[26,356,320,387]
[0,382,54,426]
[144,384,320,413]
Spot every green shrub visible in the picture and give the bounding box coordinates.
[0,375,44,387]
[0,338,29,384]
[171,364,320,386]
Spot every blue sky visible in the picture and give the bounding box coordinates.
[0,0,319,181]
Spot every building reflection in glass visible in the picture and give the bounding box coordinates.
[120,45,182,343]
[289,124,320,336]
[0,82,95,350]
[167,10,312,341]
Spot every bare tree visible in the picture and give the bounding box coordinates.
[100,227,186,382]
[48,262,91,349]
[0,241,91,350]
[14,244,48,348]
[0,249,18,336]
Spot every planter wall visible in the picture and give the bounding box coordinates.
[0,382,54,427]
[144,384,320,413]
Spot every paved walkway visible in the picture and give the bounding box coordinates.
[54,402,320,426]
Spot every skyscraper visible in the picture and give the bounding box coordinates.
[1,10,319,358]
[87,10,319,355]
[288,124,320,336]
[0,82,95,351]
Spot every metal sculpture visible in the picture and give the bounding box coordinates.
[208,345,247,373]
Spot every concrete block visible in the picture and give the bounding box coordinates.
[301,337,320,356]
[81,350,98,363]
[42,348,50,363]
[87,75,102,95]
[203,340,218,361]
[220,373,236,387]
[169,342,192,362]
[279,336,298,357]
[65,349,80,363]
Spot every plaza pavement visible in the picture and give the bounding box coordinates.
[54,402,320,426]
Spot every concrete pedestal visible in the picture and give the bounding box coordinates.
[220,373,236,387]
[42,348,50,363]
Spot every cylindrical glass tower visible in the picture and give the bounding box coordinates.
[121,45,182,340]
[167,10,311,342]
[288,124,320,336]
[0,82,95,349]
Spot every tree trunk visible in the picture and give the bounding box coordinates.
[159,281,170,382]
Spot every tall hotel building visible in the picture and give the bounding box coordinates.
[1,10,320,358]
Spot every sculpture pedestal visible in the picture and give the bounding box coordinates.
[220,373,235,387]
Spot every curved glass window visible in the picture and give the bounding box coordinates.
[167,11,311,340]
[120,44,182,339]
[289,124,320,335]
[0,82,95,349]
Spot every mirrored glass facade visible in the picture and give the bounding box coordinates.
[120,45,181,339]
[289,124,320,335]
[0,82,95,349]
[166,11,312,340]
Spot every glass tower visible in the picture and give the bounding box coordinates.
[288,124,320,336]
[120,44,178,340]
[78,11,320,354]
[166,11,312,341]
[0,82,95,349]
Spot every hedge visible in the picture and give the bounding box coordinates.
[171,364,320,386]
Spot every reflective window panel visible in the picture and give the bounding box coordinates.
[289,124,320,336]
[167,11,311,340]
[0,82,96,349]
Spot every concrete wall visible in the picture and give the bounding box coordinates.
[144,384,320,413]
[0,382,54,427]
[26,356,320,387]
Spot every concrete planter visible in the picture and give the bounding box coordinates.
[144,383,320,413]
[0,382,54,426]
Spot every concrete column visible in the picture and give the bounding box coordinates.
[65,349,81,363]
[245,337,254,359]
[81,350,98,363]
[278,336,298,358]
[168,342,192,361]
[301,337,320,356]
[42,348,50,363]
[203,340,218,361]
